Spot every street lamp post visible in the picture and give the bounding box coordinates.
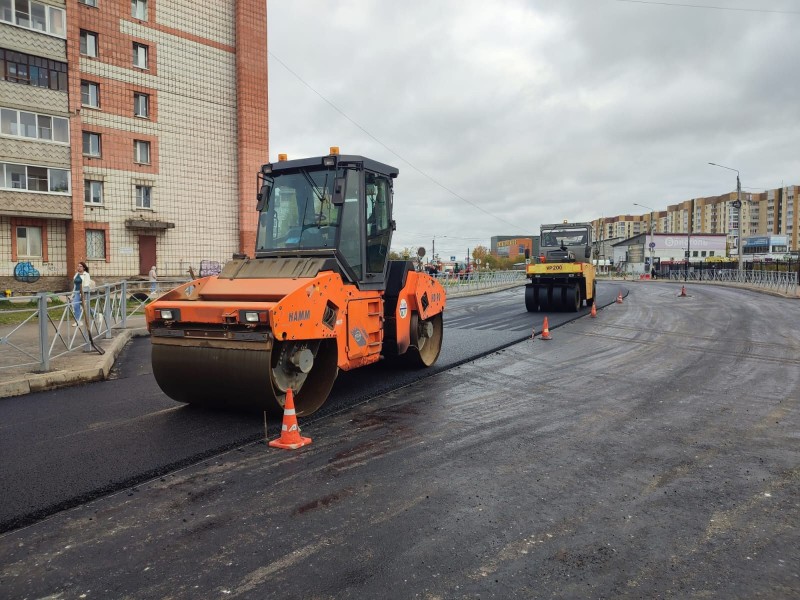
[708,162,744,274]
[633,203,656,278]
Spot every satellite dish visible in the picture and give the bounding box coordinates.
[417,247,426,258]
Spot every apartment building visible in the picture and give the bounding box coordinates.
[592,179,800,260]
[593,214,648,243]
[0,0,268,293]
[748,186,799,249]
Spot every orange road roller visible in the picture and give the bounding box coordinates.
[146,149,446,416]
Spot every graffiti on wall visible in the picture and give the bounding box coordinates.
[199,260,222,277]
[14,262,41,283]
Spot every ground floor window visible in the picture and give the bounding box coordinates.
[86,229,106,259]
[16,225,42,258]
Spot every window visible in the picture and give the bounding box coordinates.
[133,92,149,118]
[80,30,98,57]
[86,229,106,259]
[36,115,51,140]
[135,184,151,208]
[16,225,42,258]
[81,81,99,107]
[0,50,68,91]
[82,131,101,157]
[79,0,98,6]
[0,162,69,193]
[49,168,68,192]
[0,108,16,135]
[31,2,46,31]
[85,180,103,204]
[131,0,146,20]
[52,117,68,143]
[4,163,26,188]
[27,166,48,191]
[49,4,64,36]
[709,251,715,257]
[365,173,392,275]
[133,42,148,68]
[133,140,150,164]
[0,0,66,37]
[14,0,29,27]
[20,111,36,137]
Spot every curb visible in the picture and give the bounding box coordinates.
[0,328,149,399]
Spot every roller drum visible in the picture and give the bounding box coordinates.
[151,338,339,417]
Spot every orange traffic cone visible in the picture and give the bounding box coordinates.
[679,285,687,297]
[269,388,312,450]
[590,302,597,318]
[541,317,552,340]
[616,291,623,304]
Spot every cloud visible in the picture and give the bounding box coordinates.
[268,0,800,259]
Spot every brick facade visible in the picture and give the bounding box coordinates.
[1,0,268,293]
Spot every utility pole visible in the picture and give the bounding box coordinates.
[736,172,743,274]
[685,199,693,282]
[633,203,656,278]
[709,162,744,274]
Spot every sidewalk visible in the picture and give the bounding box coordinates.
[0,314,149,399]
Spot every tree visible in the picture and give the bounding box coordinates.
[484,254,516,270]
[389,247,415,260]
[472,245,489,267]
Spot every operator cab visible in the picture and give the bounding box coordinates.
[539,223,592,263]
[255,148,397,290]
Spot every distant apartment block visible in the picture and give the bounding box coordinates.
[0,0,268,292]
[592,183,799,256]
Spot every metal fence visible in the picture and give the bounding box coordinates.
[0,271,526,374]
[0,279,184,374]
[1,266,793,375]
[659,259,799,276]
[437,270,527,296]
[663,268,798,295]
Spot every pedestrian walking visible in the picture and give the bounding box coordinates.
[72,262,92,326]
[148,265,158,295]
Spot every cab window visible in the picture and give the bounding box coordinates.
[339,168,362,278]
[365,173,391,274]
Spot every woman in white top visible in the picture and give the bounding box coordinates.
[148,265,158,295]
[72,261,92,325]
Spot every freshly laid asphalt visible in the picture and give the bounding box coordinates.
[1,281,619,536]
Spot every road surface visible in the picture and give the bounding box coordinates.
[1,282,797,598]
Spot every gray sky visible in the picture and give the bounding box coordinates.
[267,0,800,261]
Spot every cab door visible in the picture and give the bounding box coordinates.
[364,172,392,282]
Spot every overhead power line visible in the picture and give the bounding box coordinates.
[615,0,800,15]
[268,51,522,230]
